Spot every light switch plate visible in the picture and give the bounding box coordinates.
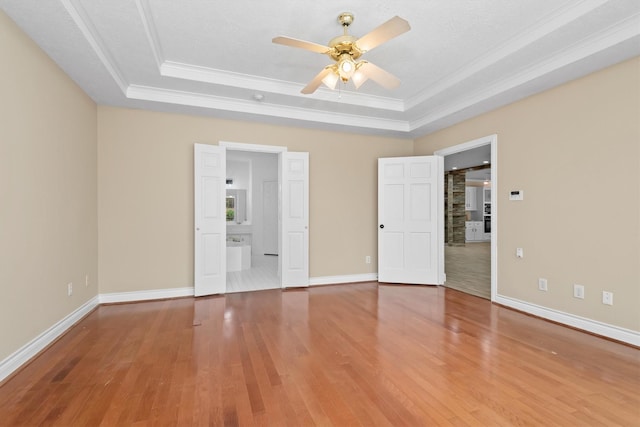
[509,190,524,201]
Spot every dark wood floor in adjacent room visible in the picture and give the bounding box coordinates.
[1,283,638,426]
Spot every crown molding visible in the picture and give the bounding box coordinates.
[126,85,410,132]
[404,0,610,110]
[131,0,405,112]
[60,0,128,94]
[160,61,405,112]
[134,0,164,69]
[57,0,639,137]
[408,13,640,132]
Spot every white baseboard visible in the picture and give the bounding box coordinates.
[0,296,99,383]
[310,273,378,286]
[98,279,376,303]
[99,287,194,304]
[495,294,640,347]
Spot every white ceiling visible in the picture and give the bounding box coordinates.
[444,144,492,173]
[2,0,639,138]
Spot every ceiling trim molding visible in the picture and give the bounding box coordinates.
[404,0,609,110]
[408,13,640,132]
[39,0,639,137]
[126,85,410,132]
[160,61,406,112]
[134,0,164,70]
[131,0,405,112]
[60,0,128,94]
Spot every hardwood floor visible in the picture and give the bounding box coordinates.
[1,283,638,426]
[445,242,491,299]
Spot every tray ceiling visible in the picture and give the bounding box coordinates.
[2,0,639,138]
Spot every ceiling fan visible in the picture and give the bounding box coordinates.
[273,12,411,94]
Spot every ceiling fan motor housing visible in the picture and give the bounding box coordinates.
[328,35,362,61]
[329,12,362,61]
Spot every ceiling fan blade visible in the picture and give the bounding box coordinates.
[301,67,334,94]
[355,16,410,52]
[272,36,331,54]
[358,62,400,90]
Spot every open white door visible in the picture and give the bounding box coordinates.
[378,156,442,285]
[194,144,226,296]
[282,152,309,287]
[262,180,279,255]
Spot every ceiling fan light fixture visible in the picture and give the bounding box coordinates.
[321,70,339,90]
[273,13,410,94]
[352,68,368,89]
[337,54,356,80]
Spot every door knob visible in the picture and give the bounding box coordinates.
[379,224,384,229]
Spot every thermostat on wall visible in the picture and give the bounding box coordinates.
[509,190,524,201]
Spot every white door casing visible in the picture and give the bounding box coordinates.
[282,152,309,287]
[378,156,442,285]
[194,143,226,296]
[194,142,310,293]
[435,134,497,300]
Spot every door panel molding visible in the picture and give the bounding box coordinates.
[378,156,442,285]
[194,143,226,296]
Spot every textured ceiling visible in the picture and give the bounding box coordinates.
[2,0,639,138]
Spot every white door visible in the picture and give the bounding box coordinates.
[262,180,279,255]
[282,152,309,287]
[378,156,442,284]
[194,144,226,296]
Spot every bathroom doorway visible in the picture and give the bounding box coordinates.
[225,149,280,293]
[194,142,309,296]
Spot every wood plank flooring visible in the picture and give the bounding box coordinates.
[445,242,491,299]
[1,283,638,426]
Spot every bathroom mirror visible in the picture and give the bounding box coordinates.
[226,189,247,223]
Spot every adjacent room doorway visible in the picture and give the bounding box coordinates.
[435,134,498,301]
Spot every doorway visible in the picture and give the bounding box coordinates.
[435,135,497,301]
[225,150,279,293]
[194,142,310,297]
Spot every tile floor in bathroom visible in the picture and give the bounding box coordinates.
[226,254,280,293]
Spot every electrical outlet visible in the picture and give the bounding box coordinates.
[516,248,524,258]
[573,284,584,299]
[67,282,73,296]
[602,291,613,305]
[85,274,89,287]
[538,278,548,291]
[365,256,371,264]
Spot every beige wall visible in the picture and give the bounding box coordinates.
[0,11,98,360]
[415,57,640,332]
[97,107,412,293]
[3,5,637,367]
